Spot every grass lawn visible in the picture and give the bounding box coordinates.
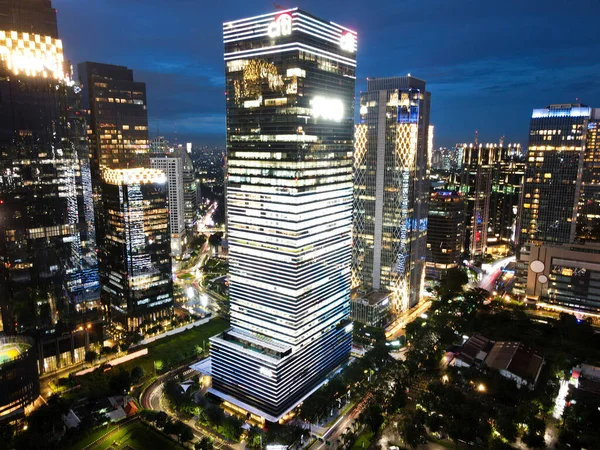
[352,430,374,450]
[177,273,194,280]
[68,318,228,401]
[66,424,117,450]
[70,420,186,450]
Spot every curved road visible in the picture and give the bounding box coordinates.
[141,368,237,450]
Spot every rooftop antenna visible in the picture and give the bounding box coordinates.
[499,135,505,147]
[474,130,479,146]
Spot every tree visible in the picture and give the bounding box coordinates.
[177,422,195,444]
[130,366,145,383]
[155,411,170,429]
[109,368,131,393]
[246,425,264,450]
[359,400,384,433]
[196,436,214,450]
[221,415,243,441]
[84,350,98,364]
[398,410,427,449]
[209,232,223,252]
[437,267,468,299]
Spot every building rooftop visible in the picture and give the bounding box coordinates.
[485,341,543,383]
[455,334,493,366]
[351,290,391,306]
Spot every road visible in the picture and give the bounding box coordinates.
[386,300,432,340]
[141,367,238,450]
[311,393,372,450]
[478,256,515,293]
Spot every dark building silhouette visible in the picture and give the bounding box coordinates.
[0,0,97,334]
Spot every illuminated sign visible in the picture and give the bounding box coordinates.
[340,31,356,52]
[267,13,292,38]
[0,30,67,81]
[311,96,344,122]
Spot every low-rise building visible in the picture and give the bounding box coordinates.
[451,334,493,368]
[484,341,544,388]
[350,291,392,328]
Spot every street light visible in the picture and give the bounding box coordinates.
[477,383,486,392]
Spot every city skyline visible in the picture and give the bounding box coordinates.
[53,0,600,148]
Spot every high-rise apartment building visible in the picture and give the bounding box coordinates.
[209,8,356,421]
[426,190,464,279]
[99,168,173,331]
[0,0,97,333]
[517,104,600,312]
[353,76,431,312]
[151,155,187,257]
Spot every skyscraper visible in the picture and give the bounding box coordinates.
[488,144,525,254]
[99,168,173,331]
[0,0,96,333]
[182,149,198,236]
[426,190,464,279]
[78,62,149,177]
[459,143,494,258]
[353,76,431,313]
[209,8,356,421]
[78,62,149,252]
[517,104,600,311]
[151,154,187,257]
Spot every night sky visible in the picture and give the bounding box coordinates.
[53,0,600,148]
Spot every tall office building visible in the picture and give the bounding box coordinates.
[459,143,494,258]
[426,190,464,279]
[459,142,524,258]
[353,76,431,313]
[488,144,525,254]
[78,62,149,176]
[517,104,600,311]
[0,0,97,333]
[181,150,198,235]
[151,154,187,257]
[99,168,173,331]
[78,62,149,252]
[209,8,356,421]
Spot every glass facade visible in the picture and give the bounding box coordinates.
[489,145,525,253]
[426,190,464,279]
[353,77,430,313]
[99,168,173,331]
[151,155,187,257]
[459,144,495,258]
[517,104,600,311]
[210,8,356,421]
[0,0,97,333]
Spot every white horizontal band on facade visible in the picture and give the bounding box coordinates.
[224,42,356,66]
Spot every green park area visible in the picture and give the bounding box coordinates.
[65,317,228,401]
[68,419,186,450]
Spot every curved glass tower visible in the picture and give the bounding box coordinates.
[209,8,357,421]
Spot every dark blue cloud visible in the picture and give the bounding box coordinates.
[54,0,600,147]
